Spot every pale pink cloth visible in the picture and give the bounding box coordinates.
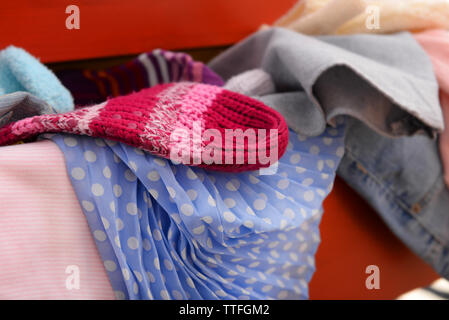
[0,140,114,299]
[414,30,449,188]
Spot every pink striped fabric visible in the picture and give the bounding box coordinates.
[0,140,114,299]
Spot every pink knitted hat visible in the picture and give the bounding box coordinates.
[0,82,288,172]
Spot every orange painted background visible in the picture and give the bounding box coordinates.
[0,0,296,63]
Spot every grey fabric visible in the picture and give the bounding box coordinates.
[209,27,443,138]
[224,69,275,97]
[0,91,55,128]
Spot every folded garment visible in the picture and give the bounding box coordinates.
[209,28,443,138]
[338,117,449,280]
[0,140,114,299]
[56,49,224,106]
[0,82,289,172]
[414,30,449,188]
[45,117,345,299]
[0,91,55,128]
[273,0,449,35]
[0,46,74,113]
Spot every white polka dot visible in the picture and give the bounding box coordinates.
[186,277,195,288]
[103,166,112,178]
[336,146,345,157]
[181,203,194,216]
[326,159,335,168]
[163,259,173,270]
[304,190,315,202]
[112,184,122,197]
[193,225,205,235]
[149,189,159,200]
[127,237,139,250]
[114,236,121,248]
[122,268,130,280]
[246,206,256,216]
[104,260,116,272]
[91,183,104,196]
[142,239,151,251]
[126,202,138,215]
[71,167,85,180]
[302,178,314,186]
[154,158,166,166]
[153,229,162,241]
[243,220,254,228]
[124,169,137,181]
[329,128,338,136]
[323,137,333,145]
[101,217,110,229]
[224,198,236,208]
[64,137,77,147]
[290,153,301,164]
[186,189,197,201]
[133,282,139,294]
[278,290,288,299]
[109,201,116,213]
[295,166,306,174]
[171,213,181,224]
[95,138,106,147]
[147,170,160,181]
[128,161,138,172]
[172,290,183,300]
[84,150,97,162]
[253,199,266,211]
[226,179,240,191]
[115,291,126,300]
[277,179,289,189]
[224,211,236,223]
[208,196,216,207]
[262,285,273,292]
[249,174,260,184]
[160,290,170,300]
[133,147,144,155]
[280,219,288,229]
[94,230,107,242]
[105,139,117,147]
[317,160,324,171]
[115,218,124,231]
[154,258,160,270]
[310,145,320,155]
[81,200,94,212]
[284,208,295,219]
[186,168,197,180]
[202,216,213,224]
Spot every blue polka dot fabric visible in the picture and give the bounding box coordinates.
[44,121,346,300]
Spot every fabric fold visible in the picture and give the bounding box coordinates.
[209,27,443,137]
[45,119,345,299]
[0,46,74,113]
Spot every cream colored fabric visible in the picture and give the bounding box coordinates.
[273,0,449,35]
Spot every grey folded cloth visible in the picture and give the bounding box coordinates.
[209,27,443,137]
[0,91,55,128]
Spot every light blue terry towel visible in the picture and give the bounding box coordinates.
[0,46,74,113]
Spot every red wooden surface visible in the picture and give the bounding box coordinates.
[310,177,439,299]
[0,0,296,63]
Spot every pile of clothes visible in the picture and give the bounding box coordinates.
[0,0,449,300]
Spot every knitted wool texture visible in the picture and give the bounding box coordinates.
[0,82,288,172]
